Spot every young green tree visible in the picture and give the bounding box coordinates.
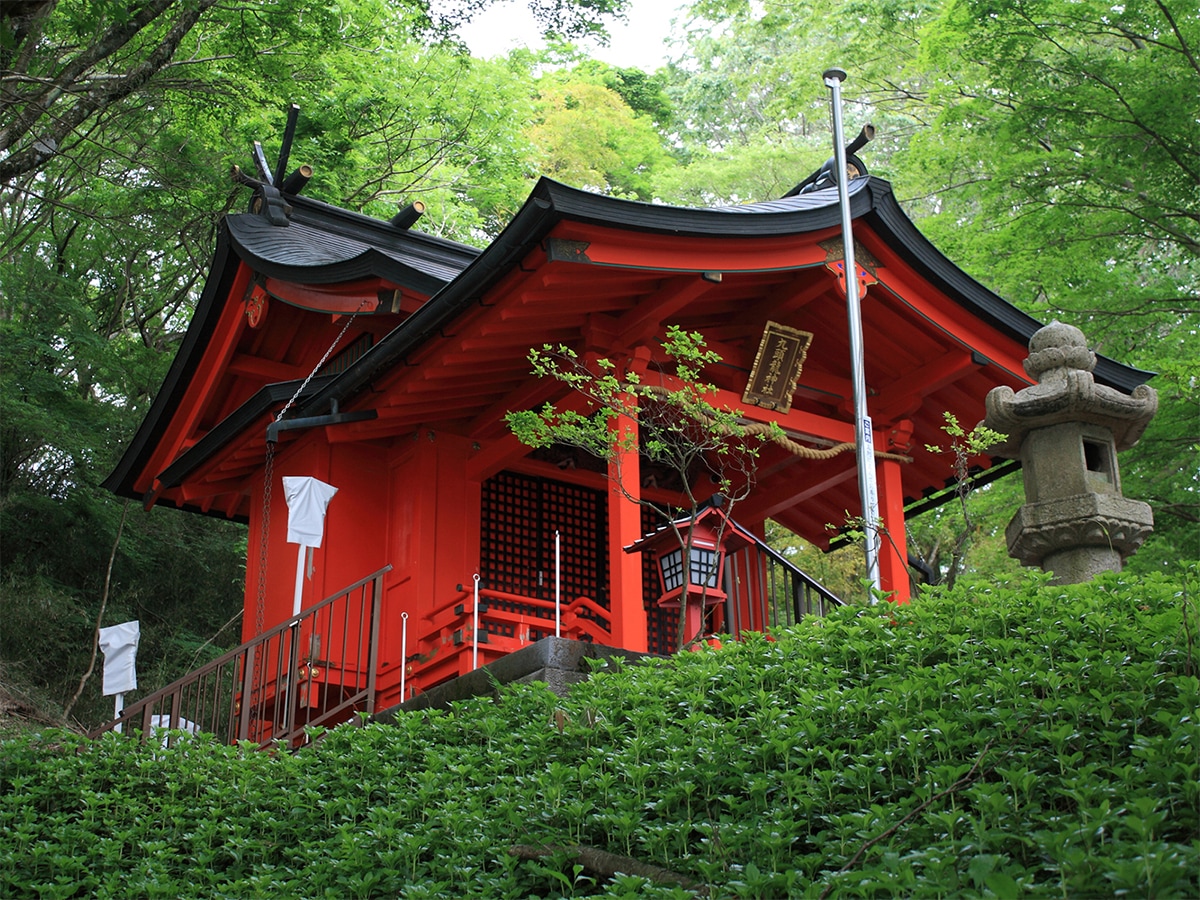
[528,72,673,200]
[901,0,1199,568]
[507,327,779,648]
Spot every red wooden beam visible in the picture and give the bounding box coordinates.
[227,353,308,383]
[872,348,980,421]
[871,267,1030,384]
[743,272,831,324]
[468,377,561,441]
[738,456,859,525]
[615,274,717,348]
[548,221,837,273]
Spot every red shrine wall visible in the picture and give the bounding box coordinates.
[240,437,388,644]
[381,432,480,610]
[376,432,483,699]
[236,418,913,700]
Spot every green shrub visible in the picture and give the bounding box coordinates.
[2,570,1196,897]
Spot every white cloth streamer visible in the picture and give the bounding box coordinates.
[98,620,140,696]
[282,476,338,547]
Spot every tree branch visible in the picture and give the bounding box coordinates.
[0,0,221,182]
[63,499,129,722]
[509,843,709,896]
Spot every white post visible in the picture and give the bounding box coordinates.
[472,573,481,671]
[400,612,409,702]
[824,66,882,598]
[282,476,338,615]
[292,545,306,617]
[555,530,562,638]
[99,620,139,733]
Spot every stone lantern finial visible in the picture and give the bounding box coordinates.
[983,322,1157,584]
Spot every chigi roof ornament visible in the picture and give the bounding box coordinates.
[230,103,310,226]
[783,122,876,198]
[230,104,427,231]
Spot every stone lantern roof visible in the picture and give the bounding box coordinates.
[985,321,1158,457]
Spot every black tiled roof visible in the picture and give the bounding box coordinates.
[226,193,480,290]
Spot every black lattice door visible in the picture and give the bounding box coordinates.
[480,471,610,639]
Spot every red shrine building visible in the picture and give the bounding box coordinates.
[103,172,1149,742]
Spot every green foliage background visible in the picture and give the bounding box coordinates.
[2,573,1197,897]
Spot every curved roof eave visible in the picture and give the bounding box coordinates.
[102,230,242,499]
[104,203,480,500]
[299,176,1153,417]
[225,195,481,293]
[860,191,1153,393]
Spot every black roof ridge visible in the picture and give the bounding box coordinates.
[282,192,482,259]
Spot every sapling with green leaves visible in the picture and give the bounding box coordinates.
[828,412,1008,596]
[915,412,1007,587]
[506,326,780,649]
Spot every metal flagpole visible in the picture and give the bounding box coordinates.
[400,612,408,701]
[291,545,306,617]
[823,67,882,597]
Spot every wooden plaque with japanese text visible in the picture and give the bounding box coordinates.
[742,321,813,414]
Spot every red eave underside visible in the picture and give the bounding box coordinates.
[144,218,1034,544]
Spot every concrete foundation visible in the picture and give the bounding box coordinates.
[373,637,653,719]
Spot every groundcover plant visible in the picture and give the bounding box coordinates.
[1,570,1196,898]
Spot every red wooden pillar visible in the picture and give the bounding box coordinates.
[876,455,911,604]
[608,415,648,651]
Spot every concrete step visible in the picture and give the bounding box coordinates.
[373,636,653,720]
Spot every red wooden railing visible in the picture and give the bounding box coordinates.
[404,585,611,694]
[405,539,841,695]
[89,566,390,749]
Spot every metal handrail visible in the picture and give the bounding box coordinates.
[741,533,843,608]
[724,525,842,635]
[89,566,390,749]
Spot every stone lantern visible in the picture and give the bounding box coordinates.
[983,322,1157,583]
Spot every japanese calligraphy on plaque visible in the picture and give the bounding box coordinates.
[742,321,813,414]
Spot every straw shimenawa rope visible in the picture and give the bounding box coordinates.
[737,421,911,463]
[631,385,912,464]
